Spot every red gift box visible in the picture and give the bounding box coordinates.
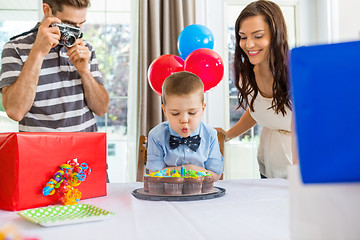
[0,132,107,211]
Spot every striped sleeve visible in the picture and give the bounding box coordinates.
[0,42,24,90]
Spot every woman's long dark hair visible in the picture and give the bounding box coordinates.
[234,0,291,115]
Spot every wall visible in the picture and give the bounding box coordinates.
[0,112,18,132]
[338,0,360,42]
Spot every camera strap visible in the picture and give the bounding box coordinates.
[10,23,40,41]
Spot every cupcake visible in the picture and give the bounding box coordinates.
[143,174,150,192]
[147,171,165,194]
[183,170,204,194]
[202,172,215,193]
[162,171,184,195]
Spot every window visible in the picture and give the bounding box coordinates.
[0,1,39,112]
[85,0,136,182]
[0,0,138,182]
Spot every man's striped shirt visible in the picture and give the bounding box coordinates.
[0,25,104,132]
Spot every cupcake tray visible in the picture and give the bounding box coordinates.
[132,186,226,201]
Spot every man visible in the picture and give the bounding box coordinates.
[0,0,109,131]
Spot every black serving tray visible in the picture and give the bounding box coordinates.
[131,186,226,201]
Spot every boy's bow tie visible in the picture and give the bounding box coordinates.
[169,135,201,152]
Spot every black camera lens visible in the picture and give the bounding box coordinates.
[61,32,76,47]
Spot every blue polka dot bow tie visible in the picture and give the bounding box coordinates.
[169,135,201,152]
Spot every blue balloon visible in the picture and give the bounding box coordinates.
[177,24,214,60]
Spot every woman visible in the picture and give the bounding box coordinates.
[222,0,293,178]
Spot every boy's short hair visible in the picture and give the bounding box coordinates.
[43,0,91,14]
[162,71,204,105]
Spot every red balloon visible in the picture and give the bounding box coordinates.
[184,48,224,92]
[148,54,184,96]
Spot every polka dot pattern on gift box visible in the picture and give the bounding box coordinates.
[18,204,115,227]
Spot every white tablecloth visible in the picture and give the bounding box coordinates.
[0,179,289,240]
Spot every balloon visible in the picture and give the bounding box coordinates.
[177,24,214,60]
[184,48,224,92]
[147,54,184,96]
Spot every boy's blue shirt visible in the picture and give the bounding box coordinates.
[146,121,224,175]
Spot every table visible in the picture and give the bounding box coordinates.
[0,179,290,240]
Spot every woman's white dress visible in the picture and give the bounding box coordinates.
[249,93,293,178]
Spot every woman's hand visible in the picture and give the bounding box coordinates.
[215,127,231,142]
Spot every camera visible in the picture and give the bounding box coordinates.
[51,23,83,47]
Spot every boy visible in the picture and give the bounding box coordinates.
[146,71,223,181]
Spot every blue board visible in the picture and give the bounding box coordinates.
[290,41,360,184]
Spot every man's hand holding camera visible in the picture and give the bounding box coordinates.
[51,19,89,74]
[33,17,61,57]
[66,39,90,75]
[35,17,89,74]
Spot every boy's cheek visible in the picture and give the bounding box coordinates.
[167,118,177,128]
